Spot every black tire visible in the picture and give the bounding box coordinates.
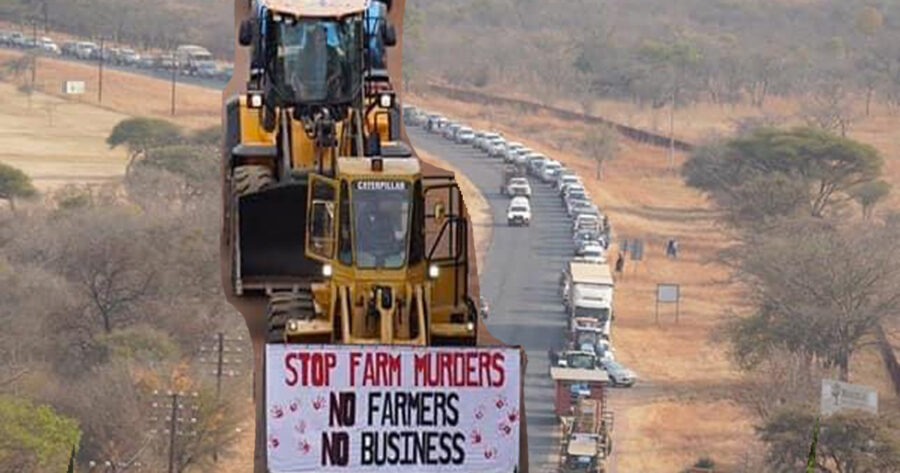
[232,165,274,198]
[267,290,316,343]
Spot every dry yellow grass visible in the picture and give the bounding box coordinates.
[407,90,900,470]
[0,49,221,129]
[0,81,129,190]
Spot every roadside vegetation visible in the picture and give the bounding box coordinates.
[0,118,245,472]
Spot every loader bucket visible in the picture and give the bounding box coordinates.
[237,182,323,290]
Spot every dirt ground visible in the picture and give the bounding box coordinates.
[6,49,900,471]
[0,81,129,191]
[408,91,900,471]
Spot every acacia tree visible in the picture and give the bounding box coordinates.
[850,180,891,220]
[727,221,900,381]
[107,118,183,176]
[582,124,620,179]
[760,408,900,473]
[0,163,36,212]
[684,127,883,220]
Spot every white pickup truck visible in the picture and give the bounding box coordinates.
[507,196,532,226]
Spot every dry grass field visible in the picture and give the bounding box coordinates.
[408,91,900,471]
[4,48,900,471]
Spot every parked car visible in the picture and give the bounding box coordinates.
[476,132,502,151]
[507,196,532,226]
[567,198,593,218]
[601,359,636,387]
[38,37,59,54]
[487,137,508,158]
[503,142,525,162]
[555,173,581,191]
[115,48,141,66]
[576,243,607,264]
[479,297,490,320]
[60,41,79,56]
[540,160,562,182]
[455,127,475,144]
[8,32,26,48]
[442,123,462,140]
[74,41,98,60]
[506,177,532,198]
[574,214,602,233]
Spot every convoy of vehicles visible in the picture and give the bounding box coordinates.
[0,30,234,81]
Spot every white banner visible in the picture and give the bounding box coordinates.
[266,345,521,473]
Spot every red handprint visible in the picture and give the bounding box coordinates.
[294,420,307,434]
[497,420,512,436]
[494,395,508,410]
[507,409,520,423]
[289,399,300,413]
[268,435,280,449]
[312,395,326,411]
[470,429,483,445]
[270,404,284,420]
[474,405,486,420]
[298,439,311,455]
[483,447,498,460]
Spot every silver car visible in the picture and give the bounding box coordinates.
[601,359,636,387]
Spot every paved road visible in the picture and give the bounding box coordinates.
[409,128,574,472]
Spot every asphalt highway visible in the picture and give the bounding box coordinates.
[409,128,575,471]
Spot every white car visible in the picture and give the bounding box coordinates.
[540,160,563,182]
[506,177,532,198]
[38,37,59,54]
[477,132,502,151]
[556,174,581,191]
[503,143,525,162]
[455,127,475,144]
[507,197,532,226]
[576,244,607,264]
[601,359,636,387]
[487,138,508,158]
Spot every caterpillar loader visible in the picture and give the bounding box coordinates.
[225,0,476,346]
[223,1,528,471]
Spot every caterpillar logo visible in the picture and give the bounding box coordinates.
[355,180,408,191]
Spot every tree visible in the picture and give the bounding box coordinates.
[684,128,883,220]
[0,395,81,473]
[0,163,36,212]
[727,221,900,381]
[850,180,891,220]
[582,124,620,179]
[107,118,183,176]
[760,408,900,473]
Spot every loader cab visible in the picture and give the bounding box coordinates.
[303,157,476,346]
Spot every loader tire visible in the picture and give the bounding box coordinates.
[232,165,274,198]
[267,289,316,343]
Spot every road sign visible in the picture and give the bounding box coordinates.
[630,239,644,261]
[62,80,85,95]
[656,284,680,323]
[266,345,522,473]
[820,379,877,416]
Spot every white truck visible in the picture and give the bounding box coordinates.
[561,262,614,331]
[175,44,217,76]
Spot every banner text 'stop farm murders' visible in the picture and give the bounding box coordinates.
[266,346,521,473]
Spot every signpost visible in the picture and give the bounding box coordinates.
[62,80,85,95]
[820,379,878,416]
[265,345,521,473]
[656,284,680,324]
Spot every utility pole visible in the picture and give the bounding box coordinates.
[150,390,198,473]
[199,332,247,462]
[171,54,178,116]
[98,36,105,104]
[30,20,37,89]
[167,393,177,473]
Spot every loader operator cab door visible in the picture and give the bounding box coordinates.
[306,175,339,262]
